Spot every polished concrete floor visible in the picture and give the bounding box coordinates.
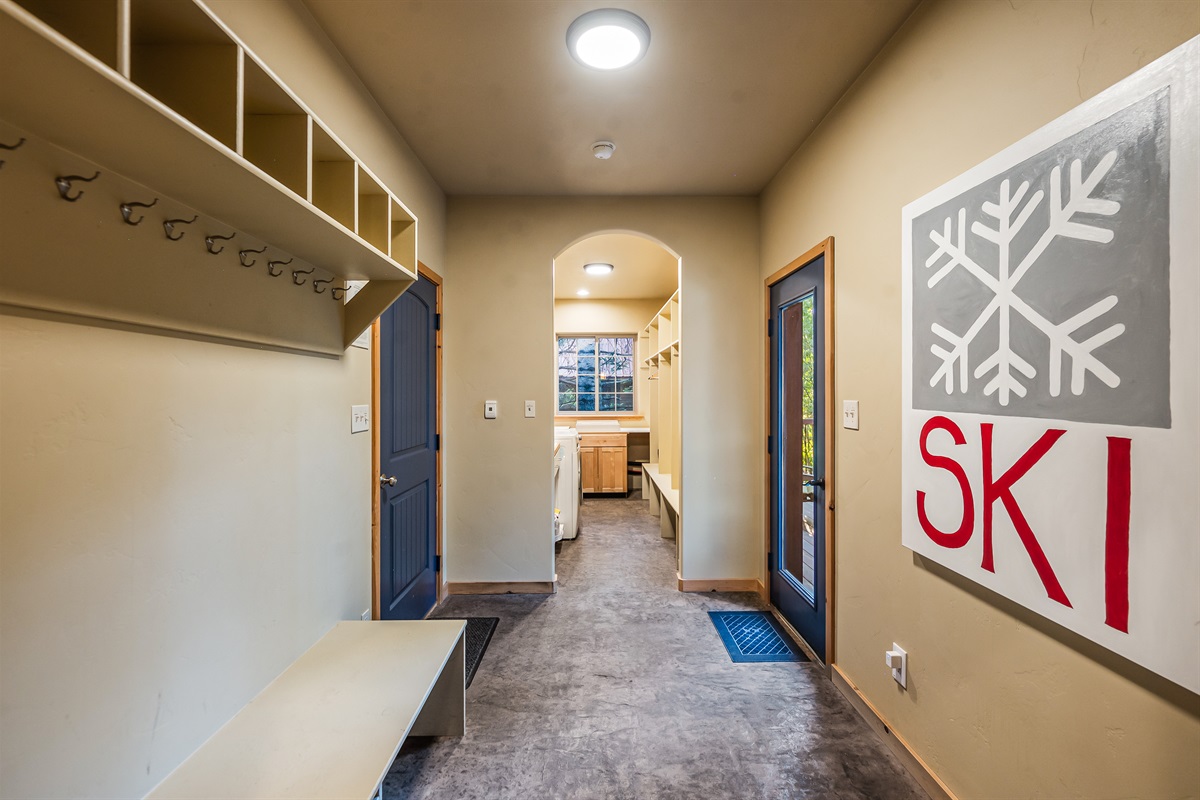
[384,494,928,800]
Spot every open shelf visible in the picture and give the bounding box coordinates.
[13,0,122,70]
[0,0,418,353]
[243,55,308,198]
[356,167,389,254]
[130,0,238,151]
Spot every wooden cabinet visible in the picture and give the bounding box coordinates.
[579,433,627,494]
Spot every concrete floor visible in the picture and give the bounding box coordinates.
[384,494,928,799]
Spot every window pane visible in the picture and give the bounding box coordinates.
[578,356,594,375]
[578,393,595,411]
[613,356,632,376]
[578,373,595,394]
[558,392,577,412]
[578,339,596,356]
[617,338,632,356]
[600,377,616,392]
[559,378,577,393]
[599,394,616,411]
[599,337,618,355]
[558,352,577,369]
[616,393,634,411]
[616,377,633,393]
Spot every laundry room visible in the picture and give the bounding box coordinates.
[553,232,680,549]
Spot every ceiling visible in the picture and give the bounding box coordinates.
[554,233,677,300]
[301,0,920,196]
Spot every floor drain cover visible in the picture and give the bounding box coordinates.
[708,611,806,663]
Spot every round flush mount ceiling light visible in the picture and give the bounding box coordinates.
[584,263,614,275]
[567,8,651,70]
[576,288,591,297]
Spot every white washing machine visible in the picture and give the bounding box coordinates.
[554,426,581,540]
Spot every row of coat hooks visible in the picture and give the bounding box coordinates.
[0,135,350,300]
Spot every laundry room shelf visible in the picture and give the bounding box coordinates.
[0,0,418,352]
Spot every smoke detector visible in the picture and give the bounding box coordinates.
[592,141,616,160]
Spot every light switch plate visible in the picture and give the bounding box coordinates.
[484,400,498,419]
[843,400,860,430]
[525,400,536,418]
[351,404,370,433]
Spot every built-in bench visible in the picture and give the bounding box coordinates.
[642,463,680,539]
[146,620,466,800]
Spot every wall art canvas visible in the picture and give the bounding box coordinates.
[901,36,1199,693]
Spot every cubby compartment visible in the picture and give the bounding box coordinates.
[242,56,309,197]
[389,198,417,271]
[356,167,389,254]
[311,123,356,231]
[130,0,238,150]
[13,0,122,71]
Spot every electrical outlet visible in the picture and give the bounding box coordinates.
[484,400,498,419]
[843,400,860,430]
[525,400,536,418]
[351,404,370,433]
[886,643,907,689]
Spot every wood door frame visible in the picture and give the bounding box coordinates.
[764,237,835,670]
[371,262,444,620]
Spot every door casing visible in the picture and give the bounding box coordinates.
[764,237,835,669]
[372,262,444,619]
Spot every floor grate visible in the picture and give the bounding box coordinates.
[708,611,806,663]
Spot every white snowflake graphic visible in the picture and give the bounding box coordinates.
[923,151,1125,406]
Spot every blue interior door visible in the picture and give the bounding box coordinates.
[379,274,438,620]
[770,256,827,661]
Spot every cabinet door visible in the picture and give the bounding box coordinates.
[599,447,627,493]
[580,447,598,493]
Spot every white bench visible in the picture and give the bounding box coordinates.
[642,463,680,539]
[146,620,466,800]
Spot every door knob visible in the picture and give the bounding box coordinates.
[803,478,825,489]
[380,474,397,487]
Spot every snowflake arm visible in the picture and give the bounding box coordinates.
[928,298,999,394]
[1014,294,1125,396]
[925,209,1001,291]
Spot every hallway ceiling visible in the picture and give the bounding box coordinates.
[301,0,920,196]
[554,234,678,300]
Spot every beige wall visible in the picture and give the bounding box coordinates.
[0,2,445,797]
[760,2,1200,798]
[444,197,760,583]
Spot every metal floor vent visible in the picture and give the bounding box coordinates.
[708,611,806,663]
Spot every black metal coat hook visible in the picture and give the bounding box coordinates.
[331,287,348,301]
[312,277,335,294]
[163,215,198,241]
[120,198,158,226]
[54,171,100,202]
[239,246,267,267]
[205,232,236,254]
[267,258,292,277]
[0,137,26,169]
[291,266,316,286]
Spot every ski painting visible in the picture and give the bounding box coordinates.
[901,37,1199,694]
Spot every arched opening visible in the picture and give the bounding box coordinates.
[551,231,683,577]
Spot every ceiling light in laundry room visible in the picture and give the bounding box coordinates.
[567,9,650,70]
[576,288,591,297]
[583,263,614,275]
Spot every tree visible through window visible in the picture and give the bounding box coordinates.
[558,335,635,413]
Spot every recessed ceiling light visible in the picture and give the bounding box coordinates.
[576,288,591,297]
[566,9,650,71]
[583,263,614,275]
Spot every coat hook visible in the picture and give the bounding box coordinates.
[267,257,292,277]
[54,171,100,202]
[0,137,26,170]
[163,215,198,241]
[331,287,348,301]
[120,198,158,226]
[205,232,236,255]
[291,266,316,286]
[239,246,267,267]
[312,277,335,294]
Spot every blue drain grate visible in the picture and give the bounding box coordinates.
[708,611,806,663]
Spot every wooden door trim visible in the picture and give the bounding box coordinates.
[763,236,835,671]
[371,262,444,620]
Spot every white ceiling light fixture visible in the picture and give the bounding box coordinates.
[567,8,651,71]
[583,263,614,275]
[576,288,591,297]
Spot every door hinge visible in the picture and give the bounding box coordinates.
[767,550,774,572]
[435,313,441,331]
[434,554,441,573]
[434,433,441,451]
[767,318,773,337]
[767,434,772,455]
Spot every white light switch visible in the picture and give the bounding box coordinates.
[843,400,860,430]
[484,400,498,419]
[525,400,536,418]
[351,404,370,433]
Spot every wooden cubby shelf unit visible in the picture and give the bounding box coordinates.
[0,0,418,351]
[640,290,682,564]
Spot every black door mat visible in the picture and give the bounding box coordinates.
[439,617,498,687]
[708,611,807,663]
